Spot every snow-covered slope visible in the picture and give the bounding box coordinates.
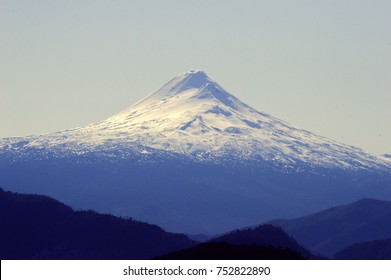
[1,70,390,172]
[381,154,391,162]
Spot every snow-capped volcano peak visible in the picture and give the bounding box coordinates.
[174,69,210,90]
[104,70,260,141]
[1,70,390,172]
[133,69,231,107]
[169,69,212,92]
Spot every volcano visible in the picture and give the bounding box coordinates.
[1,70,390,234]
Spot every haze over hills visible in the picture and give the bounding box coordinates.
[0,188,314,260]
[270,198,391,257]
[0,70,390,234]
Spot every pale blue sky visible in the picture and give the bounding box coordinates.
[1,0,390,154]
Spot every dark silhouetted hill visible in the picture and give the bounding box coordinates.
[156,242,304,260]
[157,224,317,260]
[0,188,195,259]
[335,239,391,260]
[209,224,320,259]
[270,198,391,257]
[187,234,210,242]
